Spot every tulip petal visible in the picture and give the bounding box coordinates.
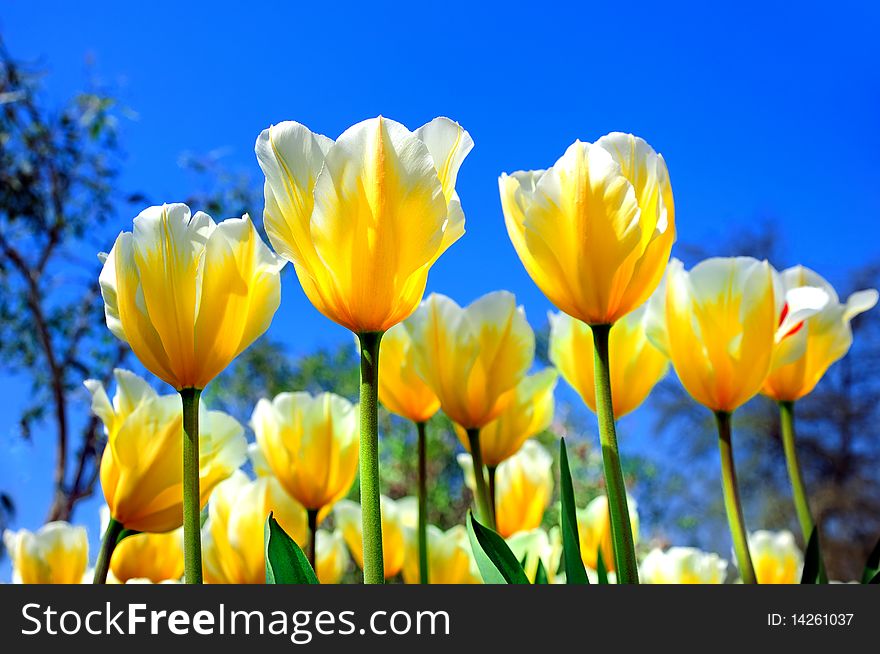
[414,117,474,204]
[310,117,448,332]
[255,121,332,270]
[844,288,879,321]
[193,214,284,388]
[130,204,213,387]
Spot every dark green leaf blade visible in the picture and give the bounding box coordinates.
[534,559,549,585]
[861,534,880,584]
[559,438,590,584]
[800,527,820,584]
[467,512,530,584]
[265,512,319,584]
[596,548,610,585]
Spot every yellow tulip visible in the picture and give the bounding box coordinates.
[453,369,557,467]
[255,116,471,333]
[405,291,535,430]
[459,440,554,538]
[109,529,184,584]
[202,471,308,584]
[500,133,674,326]
[506,528,562,583]
[640,547,728,584]
[98,204,284,391]
[4,522,88,584]
[85,369,246,533]
[646,257,827,413]
[315,529,351,584]
[251,391,358,514]
[748,530,802,584]
[549,304,668,418]
[577,494,639,573]
[402,525,481,584]
[378,323,440,423]
[334,497,407,579]
[763,265,877,402]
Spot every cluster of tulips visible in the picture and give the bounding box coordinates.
[3,117,877,585]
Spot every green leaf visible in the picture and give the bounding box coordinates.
[596,548,610,585]
[534,559,549,585]
[800,527,820,584]
[559,438,590,584]
[861,534,880,584]
[467,512,530,584]
[265,512,319,584]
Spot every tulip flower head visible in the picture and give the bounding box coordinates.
[549,304,667,418]
[506,528,563,583]
[334,497,407,579]
[4,522,88,584]
[109,529,184,584]
[99,204,285,391]
[646,257,828,413]
[315,529,351,584]
[405,291,536,430]
[378,322,440,423]
[402,524,481,584]
[640,547,728,584]
[202,471,308,584]
[501,132,675,326]
[86,369,247,533]
[251,391,359,516]
[763,266,878,402]
[452,369,556,467]
[458,440,554,538]
[577,494,640,573]
[255,116,472,334]
[747,530,803,584]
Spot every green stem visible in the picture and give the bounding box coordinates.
[589,323,639,584]
[92,517,123,584]
[715,410,756,584]
[307,509,318,573]
[466,428,495,529]
[779,401,828,583]
[358,331,384,584]
[487,465,497,526]
[180,387,203,584]
[416,420,429,585]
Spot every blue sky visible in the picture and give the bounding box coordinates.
[1,1,878,575]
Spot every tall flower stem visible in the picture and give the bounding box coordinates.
[92,517,123,584]
[180,387,203,584]
[715,410,756,584]
[487,465,497,524]
[779,400,827,583]
[466,428,495,529]
[589,323,638,584]
[358,331,384,584]
[416,420,429,584]
[307,509,319,573]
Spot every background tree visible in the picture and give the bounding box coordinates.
[0,38,131,524]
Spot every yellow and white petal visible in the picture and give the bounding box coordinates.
[310,116,448,332]
[255,121,333,268]
[413,117,474,204]
[193,214,284,388]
